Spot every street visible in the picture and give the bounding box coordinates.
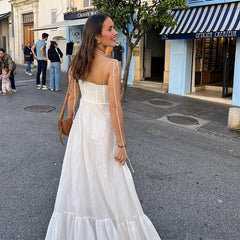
[1,65,240,240]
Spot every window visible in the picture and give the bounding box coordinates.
[71,1,74,7]
[83,0,93,8]
[23,13,34,24]
[51,9,57,24]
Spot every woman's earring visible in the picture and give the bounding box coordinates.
[97,39,101,44]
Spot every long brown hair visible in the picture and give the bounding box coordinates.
[49,41,57,50]
[70,14,108,81]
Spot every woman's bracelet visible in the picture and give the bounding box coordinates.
[117,145,126,148]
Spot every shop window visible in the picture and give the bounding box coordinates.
[83,0,93,8]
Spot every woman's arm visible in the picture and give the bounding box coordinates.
[67,68,80,118]
[57,48,63,58]
[31,45,37,59]
[108,60,126,165]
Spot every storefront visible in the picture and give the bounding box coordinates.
[160,2,240,106]
[194,37,236,98]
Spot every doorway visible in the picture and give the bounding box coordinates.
[192,37,236,100]
[23,13,34,46]
[144,28,165,82]
[23,23,34,46]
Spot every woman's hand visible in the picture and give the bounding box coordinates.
[114,147,127,166]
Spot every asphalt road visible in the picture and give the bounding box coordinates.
[1,65,240,240]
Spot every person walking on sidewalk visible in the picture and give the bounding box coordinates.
[32,33,49,90]
[0,68,12,95]
[0,48,17,93]
[23,41,33,76]
[47,41,63,91]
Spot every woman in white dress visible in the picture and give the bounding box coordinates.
[45,14,161,240]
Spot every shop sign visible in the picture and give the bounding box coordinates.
[195,30,237,39]
[133,46,139,56]
[160,30,239,40]
[64,10,97,20]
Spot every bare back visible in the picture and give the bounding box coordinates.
[84,53,115,85]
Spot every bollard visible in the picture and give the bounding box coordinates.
[228,107,240,130]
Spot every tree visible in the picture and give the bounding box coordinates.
[93,0,187,102]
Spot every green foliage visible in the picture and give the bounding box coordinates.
[93,0,187,47]
[92,0,187,101]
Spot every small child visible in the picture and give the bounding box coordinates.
[1,68,12,95]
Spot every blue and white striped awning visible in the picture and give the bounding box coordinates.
[160,2,240,40]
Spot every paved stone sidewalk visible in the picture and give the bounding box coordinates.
[124,87,240,141]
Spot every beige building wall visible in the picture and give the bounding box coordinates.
[163,40,170,84]
[0,0,11,13]
[37,0,67,70]
[134,38,144,81]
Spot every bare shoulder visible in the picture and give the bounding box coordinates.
[105,59,121,85]
[105,58,121,74]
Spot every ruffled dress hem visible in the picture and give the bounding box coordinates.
[45,211,161,240]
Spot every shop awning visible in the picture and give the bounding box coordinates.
[30,18,87,31]
[0,11,11,20]
[160,2,240,40]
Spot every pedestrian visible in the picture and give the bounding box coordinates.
[45,14,161,240]
[113,42,123,63]
[23,41,33,76]
[0,48,17,93]
[47,41,63,91]
[0,68,12,95]
[31,33,49,90]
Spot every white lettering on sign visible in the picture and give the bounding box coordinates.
[195,32,213,39]
[196,31,237,39]
[161,35,168,40]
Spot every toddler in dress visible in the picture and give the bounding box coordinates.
[1,68,12,95]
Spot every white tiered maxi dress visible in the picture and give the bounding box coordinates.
[45,79,161,240]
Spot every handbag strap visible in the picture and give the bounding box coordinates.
[58,82,70,122]
[58,74,77,145]
[55,47,62,60]
[58,85,69,145]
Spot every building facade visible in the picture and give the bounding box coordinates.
[10,0,68,70]
[160,0,240,106]
[0,0,12,54]
[66,0,93,11]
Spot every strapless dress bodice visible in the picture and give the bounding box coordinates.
[79,80,109,104]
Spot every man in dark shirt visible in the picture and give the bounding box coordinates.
[113,44,123,63]
[31,32,49,90]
